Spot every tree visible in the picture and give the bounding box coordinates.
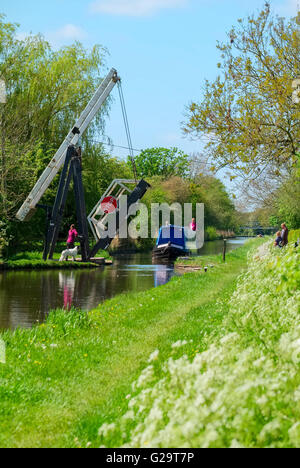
[183,4,300,182]
[189,176,237,230]
[142,174,237,236]
[0,14,109,221]
[132,147,190,179]
[265,172,300,229]
[1,18,108,148]
[0,15,114,255]
[82,143,132,212]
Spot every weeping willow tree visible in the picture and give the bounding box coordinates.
[0,14,113,255]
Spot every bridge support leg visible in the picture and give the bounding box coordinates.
[48,155,73,260]
[41,145,90,262]
[39,149,149,262]
[72,151,90,262]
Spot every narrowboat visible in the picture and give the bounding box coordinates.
[152,225,189,262]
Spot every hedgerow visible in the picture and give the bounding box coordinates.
[98,241,300,448]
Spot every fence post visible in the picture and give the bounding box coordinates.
[223,239,227,262]
[0,339,6,364]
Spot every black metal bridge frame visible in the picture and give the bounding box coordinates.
[39,145,150,262]
[39,145,90,261]
[89,178,150,258]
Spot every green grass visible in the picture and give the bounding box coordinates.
[290,229,300,243]
[175,254,221,268]
[0,239,263,448]
[104,238,299,448]
[1,249,112,270]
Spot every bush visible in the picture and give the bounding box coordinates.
[205,226,218,241]
[0,220,12,259]
[290,229,300,244]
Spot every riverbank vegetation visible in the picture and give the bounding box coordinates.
[290,229,300,243]
[99,241,300,448]
[0,239,264,447]
[0,251,111,270]
[122,172,238,251]
[0,241,112,270]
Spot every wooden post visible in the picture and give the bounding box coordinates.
[223,239,227,262]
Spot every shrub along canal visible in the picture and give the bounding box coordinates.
[0,238,248,330]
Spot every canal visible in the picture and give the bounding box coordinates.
[0,238,247,330]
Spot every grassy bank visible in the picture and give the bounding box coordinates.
[176,253,224,269]
[175,243,259,270]
[290,229,300,243]
[0,239,263,448]
[100,239,300,448]
[0,249,112,270]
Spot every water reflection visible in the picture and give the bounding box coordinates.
[154,265,174,287]
[59,273,75,310]
[191,237,248,256]
[0,254,176,330]
[0,239,248,330]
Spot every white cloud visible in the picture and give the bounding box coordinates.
[14,25,88,49]
[273,0,299,17]
[49,24,87,41]
[15,32,31,41]
[89,0,188,17]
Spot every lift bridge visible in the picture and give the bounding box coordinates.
[16,68,150,262]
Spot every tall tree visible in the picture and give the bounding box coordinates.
[0,15,114,255]
[183,4,300,182]
[133,147,190,179]
[0,14,109,221]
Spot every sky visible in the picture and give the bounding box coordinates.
[0,0,298,182]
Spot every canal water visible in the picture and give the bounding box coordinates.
[0,238,247,330]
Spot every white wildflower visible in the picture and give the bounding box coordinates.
[172,340,188,349]
[148,350,159,363]
[98,423,116,438]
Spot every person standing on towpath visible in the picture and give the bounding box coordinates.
[281,223,289,247]
[67,224,78,249]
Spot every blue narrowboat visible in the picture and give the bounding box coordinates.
[152,225,189,262]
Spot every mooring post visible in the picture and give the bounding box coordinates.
[223,239,227,262]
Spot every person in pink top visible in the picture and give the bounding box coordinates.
[67,224,78,249]
[189,218,197,232]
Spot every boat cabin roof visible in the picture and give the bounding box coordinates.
[156,225,186,249]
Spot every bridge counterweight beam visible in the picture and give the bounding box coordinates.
[72,153,90,262]
[47,147,74,260]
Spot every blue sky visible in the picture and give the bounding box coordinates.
[0,0,298,171]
